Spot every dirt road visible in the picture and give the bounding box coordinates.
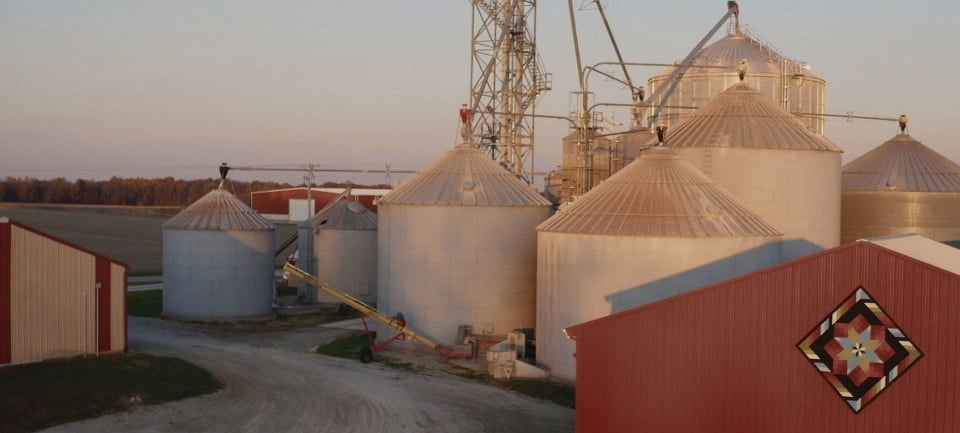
[42,318,574,433]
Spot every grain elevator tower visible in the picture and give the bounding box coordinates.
[467,0,551,184]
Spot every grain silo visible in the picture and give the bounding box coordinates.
[377,144,552,345]
[616,128,656,165]
[647,25,825,135]
[162,186,275,319]
[546,128,656,205]
[665,81,843,260]
[842,118,960,245]
[545,129,614,204]
[305,200,378,304]
[537,145,782,382]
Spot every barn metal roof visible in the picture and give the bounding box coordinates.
[163,188,274,231]
[537,146,781,237]
[664,83,842,152]
[841,133,960,192]
[652,32,824,79]
[864,233,960,276]
[306,200,378,231]
[377,145,551,207]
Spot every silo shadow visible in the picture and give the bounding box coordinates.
[603,239,820,314]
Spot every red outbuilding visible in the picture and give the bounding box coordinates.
[1,217,128,366]
[250,187,389,221]
[565,234,959,433]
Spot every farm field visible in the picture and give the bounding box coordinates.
[0,203,297,273]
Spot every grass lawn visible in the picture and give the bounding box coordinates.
[0,353,222,433]
[313,331,372,359]
[128,289,163,317]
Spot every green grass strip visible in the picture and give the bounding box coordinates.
[313,332,372,359]
[0,353,221,433]
[499,379,575,408]
[128,289,163,318]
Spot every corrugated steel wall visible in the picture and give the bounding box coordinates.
[96,256,111,352]
[842,191,960,244]
[10,224,97,363]
[1,221,11,364]
[675,147,841,261]
[162,229,275,319]
[536,233,782,382]
[570,242,960,433]
[111,263,126,351]
[1,221,126,365]
[378,205,546,344]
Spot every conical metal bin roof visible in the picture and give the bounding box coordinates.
[163,188,274,231]
[664,83,842,152]
[306,200,378,231]
[651,32,824,80]
[842,133,960,192]
[537,146,781,237]
[377,145,551,207]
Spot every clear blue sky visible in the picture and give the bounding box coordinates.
[2,1,958,187]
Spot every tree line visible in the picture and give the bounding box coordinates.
[0,177,384,207]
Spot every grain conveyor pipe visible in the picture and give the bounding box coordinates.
[283,263,472,358]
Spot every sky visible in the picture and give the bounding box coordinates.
[2,1,958,188]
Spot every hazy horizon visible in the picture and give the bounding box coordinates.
[3,1,957,188]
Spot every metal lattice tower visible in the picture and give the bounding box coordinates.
[468,0,550,184]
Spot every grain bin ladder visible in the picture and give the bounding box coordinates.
[283,263,473,361]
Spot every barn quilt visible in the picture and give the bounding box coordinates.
[797,287,923,413]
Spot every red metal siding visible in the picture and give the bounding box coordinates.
[251,188,381,216]
[0,222,11,364]
[96,256,111,352]
[124,274,128,351]
[251,189,332,215]
[354,195,378,213]
[569,242,960,433]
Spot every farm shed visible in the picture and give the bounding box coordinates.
[565,234,957,433]
[251,187,389,222]
[1,217,127,366]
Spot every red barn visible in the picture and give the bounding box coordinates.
[250,187,389,221]
[1,217,128,365]
[566,234,959,433]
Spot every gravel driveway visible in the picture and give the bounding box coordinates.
[42,318,574,433]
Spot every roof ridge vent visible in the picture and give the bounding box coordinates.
[736,59,747,82]
[656,125,668,146]
[347,201,366,213]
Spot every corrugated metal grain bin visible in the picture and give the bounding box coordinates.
[547,128,656,204]
[842,127,960,244]
[566,234,959,432]
[1,217,127,366]
[648,27,825,135]
[162,188,275,320]
[303,200,378,304]
[665,82,843,261]
[536,146,782,382]
[377,144,552,345]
